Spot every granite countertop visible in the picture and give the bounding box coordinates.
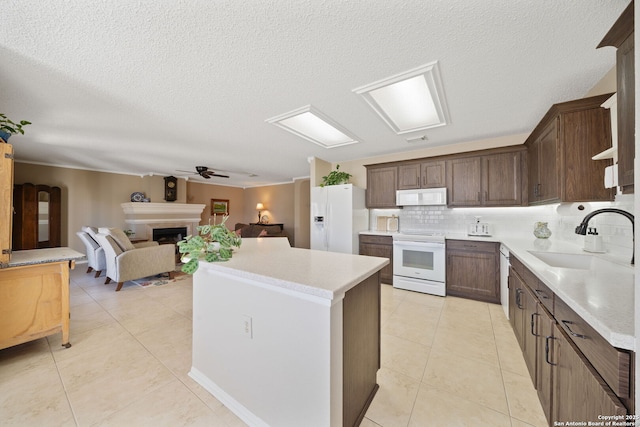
[196,237,389,301]
[6,247,86,268]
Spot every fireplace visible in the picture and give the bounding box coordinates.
[121,202,206,243]
[153,227,188,245]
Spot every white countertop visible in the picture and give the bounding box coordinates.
[361,229,635,350]
[500,237,635,351]
[197,237,389,301]
[5,247,86,268]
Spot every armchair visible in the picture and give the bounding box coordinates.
[95,227,176,291]
[76,226,107,277]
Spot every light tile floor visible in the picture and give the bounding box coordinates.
[0,267,547,426]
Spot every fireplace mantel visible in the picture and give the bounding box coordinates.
[121,202,205,216]
[121,203,205,240]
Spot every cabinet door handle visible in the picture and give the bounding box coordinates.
[537,183,542,197]
[477,191,481,201]
[535,289,549,299]
[484,191,488,202]
[515,288,523,309]
[561,320,587,339]
[463,244,477,248]
[531,312,540,337]
[545,335,557,366]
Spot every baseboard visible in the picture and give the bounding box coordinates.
[188,367,269,427]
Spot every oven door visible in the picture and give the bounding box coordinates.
[393,240,445,283]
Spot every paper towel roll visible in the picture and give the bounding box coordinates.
[604,164,618,188]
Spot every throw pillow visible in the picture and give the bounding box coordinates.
[102,227,135,251]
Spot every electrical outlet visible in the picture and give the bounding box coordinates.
[242,315,252,339]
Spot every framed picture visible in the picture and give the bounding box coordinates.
[211,199,229,216]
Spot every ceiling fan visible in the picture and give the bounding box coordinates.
[176,166,230,179]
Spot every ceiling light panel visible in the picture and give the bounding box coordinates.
[353,61,450,134]
[266,106,359,149]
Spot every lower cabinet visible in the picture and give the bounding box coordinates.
[359,234,393,284]
[508,254,632,424]
[536,306,554,422]
[552,322,626,421]
[446,240,499,303]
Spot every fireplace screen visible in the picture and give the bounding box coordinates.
[152,227,188,245]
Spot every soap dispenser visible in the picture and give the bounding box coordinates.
[584,227,605,253]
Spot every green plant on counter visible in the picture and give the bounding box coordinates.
[177,215,242,274]
[320,164,352,187]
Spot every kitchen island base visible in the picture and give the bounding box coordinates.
[190,242,384,427]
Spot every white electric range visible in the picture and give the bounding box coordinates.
[392,231,446,296]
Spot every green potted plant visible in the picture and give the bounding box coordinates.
[0,113,31,142]
[321,164,352,187]
[177,216,242,274]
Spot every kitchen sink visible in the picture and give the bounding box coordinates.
[527,251,594,270]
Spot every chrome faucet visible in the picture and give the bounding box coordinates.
[575,208,634,265]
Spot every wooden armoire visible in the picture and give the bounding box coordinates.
[12,182,61,250]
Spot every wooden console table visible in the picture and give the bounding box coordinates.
[0,247,84,350]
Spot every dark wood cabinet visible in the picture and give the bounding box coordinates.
[508,266,537,384]
[528,120,559,204]
[483,151,524,206]
[397,163,421,190]
[12,183,62,250]
[366,146,524,209]
[359,234,393,284]
[509,254,633,424]
[551,323,627,422]
[365,166,397,208]
[398,161,446,190]
[526,94,614,205]
[447,149,524,207]
[446,157,482,206]
[536,305,554,422]
[598,1,634,194]
[421,160,446,188]
[445,239,499,303]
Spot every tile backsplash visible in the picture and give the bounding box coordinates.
[370,194,635,259]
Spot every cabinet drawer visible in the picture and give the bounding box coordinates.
[523,269,554,315]
[510,254,525,277]
[555,296,631,398]
[446,239,498,253]
[359,234,392,245]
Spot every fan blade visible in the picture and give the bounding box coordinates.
[211,173,230,178]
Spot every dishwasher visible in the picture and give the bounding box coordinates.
[499,245,510,319]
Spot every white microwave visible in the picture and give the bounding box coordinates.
[396,188,447,206]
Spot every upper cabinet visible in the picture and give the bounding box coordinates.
[365,165,397,208]
[398,160,446,190]
[598,1,634,194]
[367,146,526,209]
[447,148,525,207]
[526,94,614,205]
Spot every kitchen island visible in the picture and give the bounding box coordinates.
[189,237,388,427]
[0,247,85,350]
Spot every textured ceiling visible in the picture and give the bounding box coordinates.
[0,1,629,187]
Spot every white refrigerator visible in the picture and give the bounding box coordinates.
[310,184,369,254]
